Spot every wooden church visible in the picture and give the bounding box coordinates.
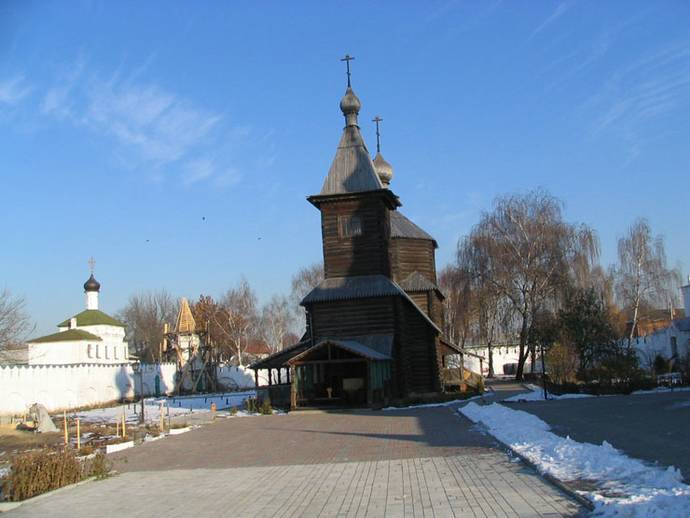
[251,60,462,408]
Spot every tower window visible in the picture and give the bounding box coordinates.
[338,215,363,238]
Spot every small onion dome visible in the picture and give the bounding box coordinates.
[83,274,101,292]
[373,152,394,187]
[339,87,361,116]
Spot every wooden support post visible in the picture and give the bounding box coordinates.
[254,369,259,388]
[76,418,80,450]
[278,369,282,384]
[159,401,165,432]
[116,420,120,437]
[290,366,297,410]
[268,369,273,386]
[63,411,68,446]
[122,411,127,438]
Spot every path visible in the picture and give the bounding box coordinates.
[7,403,583,517]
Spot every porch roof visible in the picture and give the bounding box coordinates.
[288,337,393,364]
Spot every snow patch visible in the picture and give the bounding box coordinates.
[459,402,690,516]
[504,384,594,402]
[74,391,256,425]
[105,441,134,454]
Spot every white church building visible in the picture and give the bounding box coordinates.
[24,273,130,365]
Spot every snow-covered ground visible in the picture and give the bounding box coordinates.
[74,391,256,425]
[459,402,690,517]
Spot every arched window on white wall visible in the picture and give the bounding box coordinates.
[105,345,109,359]
[96,344,100,358]
[114,346,119,360]
[87,344,93,359]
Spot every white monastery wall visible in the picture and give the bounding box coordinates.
[464,345,542,376]
[0,363,176,415]
[0,363,265,415]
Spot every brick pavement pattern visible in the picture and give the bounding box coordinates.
[8,405,584,517]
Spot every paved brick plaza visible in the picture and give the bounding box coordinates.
[9,405,584,517]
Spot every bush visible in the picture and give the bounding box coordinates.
[259,399,273,415]
[85,451,111,480]
[3,449,83,501]
[244,398,259,413]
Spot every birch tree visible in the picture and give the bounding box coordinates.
[260,294,294,354]
[219,278,258,367]
[614,219,676,340]
[458,190,598,380]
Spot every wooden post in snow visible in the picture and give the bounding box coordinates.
[63,411,68,446]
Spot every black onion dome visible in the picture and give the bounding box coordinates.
[84,274,101,292]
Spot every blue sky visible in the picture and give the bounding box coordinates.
[1,1,689,335]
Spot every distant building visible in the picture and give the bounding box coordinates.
[19,273,129,365]
[632,280,690,371]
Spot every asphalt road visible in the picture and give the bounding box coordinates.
[507,390,690,482]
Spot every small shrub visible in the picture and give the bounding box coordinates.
[259,399,273,415]
[86,451,111,480]
[3,449,83,501]
[78,445,95,457]
[244,398,259,413]
[228,406,238,416]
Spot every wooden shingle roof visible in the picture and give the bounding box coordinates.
[319,125,383,196]
[301,275,442,333]
[399,271,442,295]
[390,211,437,246]
[175,298,196,334]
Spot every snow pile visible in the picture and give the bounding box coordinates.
[459,402,690,516]
[504,384,593,402]
[382,392,492,411]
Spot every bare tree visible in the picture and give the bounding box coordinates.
[614,219,677,340]
[459,190,598,380]
[118,290,178,362]
[289,262,324,335]
[0,288,34,350]
[438,266,473,348]
[219,278,258,367]
[260,294,294,355]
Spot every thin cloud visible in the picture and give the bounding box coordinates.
[529,2,571,41]
[0,76,32,105]
[84,79,221,164]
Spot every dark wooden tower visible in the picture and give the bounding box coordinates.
[251,63,461,408]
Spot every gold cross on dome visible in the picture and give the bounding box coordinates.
[88,257,96,274]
